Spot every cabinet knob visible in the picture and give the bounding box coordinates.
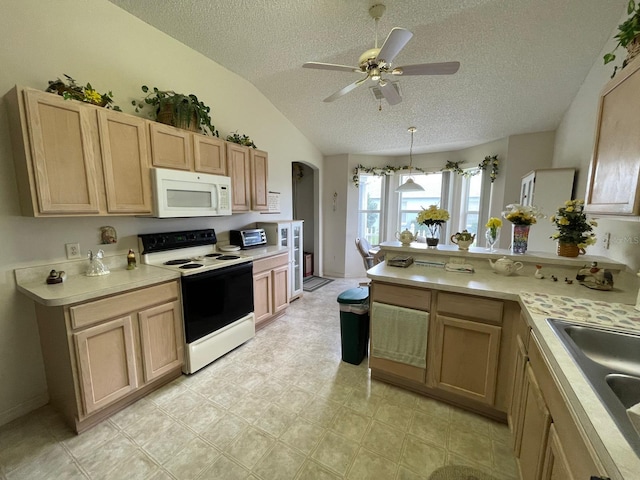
[590,476,611,480]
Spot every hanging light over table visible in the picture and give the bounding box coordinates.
[395,127,424,192]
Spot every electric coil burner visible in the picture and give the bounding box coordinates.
[138,229,255,374]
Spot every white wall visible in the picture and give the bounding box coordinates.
[0,0,323,425]
[552,9,640,273]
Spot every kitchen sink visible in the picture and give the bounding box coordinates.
[547,318,640,455]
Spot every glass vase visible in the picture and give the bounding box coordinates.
[485,228,500,252]
[426,224,441,248]
[512,225,530,254]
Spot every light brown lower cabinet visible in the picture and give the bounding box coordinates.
[253,253,289,329]
[368,282,517,418]
[35,281,184,433]
[510,331,607,480]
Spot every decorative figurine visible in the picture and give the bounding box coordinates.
[534,265,544,279]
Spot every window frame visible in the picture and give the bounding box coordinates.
[356,173,386,246]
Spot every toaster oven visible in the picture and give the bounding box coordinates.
[230,229,267,249]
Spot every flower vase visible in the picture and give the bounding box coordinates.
[485,228,500,252]
[512,225,530,254]
[426,224,441,248]
[557,243,585,257]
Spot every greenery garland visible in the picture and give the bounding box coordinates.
[352,155,499,187]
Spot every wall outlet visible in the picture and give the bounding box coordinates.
[65,243,81,259]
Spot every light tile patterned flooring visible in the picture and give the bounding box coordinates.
[0,278,519,480]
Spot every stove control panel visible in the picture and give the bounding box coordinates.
[139,229,217,254]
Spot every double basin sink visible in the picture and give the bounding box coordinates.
[547,318,640,455]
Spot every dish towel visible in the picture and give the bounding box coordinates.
[371,301,429,368]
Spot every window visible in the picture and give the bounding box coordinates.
[459,172,483,244]
[398,173,444,238]
[357,174,384,245]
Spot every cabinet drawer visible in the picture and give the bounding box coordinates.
[437,292,503,325]
[371,282,430,311]
[69,281,180,330]
[253,252,288,274]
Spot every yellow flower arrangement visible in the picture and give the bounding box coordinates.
[417,205,450,237]
[550,200,597,248]
[502,204,540,226]
[485,217,502,237]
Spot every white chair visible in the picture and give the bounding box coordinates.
[355,238,382,270]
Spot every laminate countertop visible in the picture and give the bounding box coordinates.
[14,246,288,307]
[367,260,640,480]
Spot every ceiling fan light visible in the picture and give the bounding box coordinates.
[370,68,381,81]
[395,178,424,192]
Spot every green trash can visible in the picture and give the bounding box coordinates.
[337,287,369,365]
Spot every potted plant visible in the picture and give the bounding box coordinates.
[46,74,121,110]
[550,199,597,257]
[132,86,219,136]
[604,0,640,71]
[416,205,450,247]
[502,204,541,254]
[226,131,257,149]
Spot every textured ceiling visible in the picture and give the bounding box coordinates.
[108,0,625,156]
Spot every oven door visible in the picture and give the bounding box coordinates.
[181,262,254,343]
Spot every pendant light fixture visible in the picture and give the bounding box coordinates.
[395,127,425,192]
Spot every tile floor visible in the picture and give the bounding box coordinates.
[0,277,519,480]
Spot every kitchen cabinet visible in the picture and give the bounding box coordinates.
[252,252,289,329]
[258,220,304,300]
[226,142,251,211]
[149,122,227,175]
[369,282,431,383]
[508,313,531,452]
[510,332,606,479]
[97,110,152,214]
[7,86,153,216]
[34,280,183,433]
[520,169,575,252]
[430,292,502,406]
[226,144,269,212]
[586,55,640,215]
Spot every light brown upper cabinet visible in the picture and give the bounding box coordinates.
[193,135,226,175]
[7,86,153,216]
[148,122,192,171]
[97,110,152,214]
[586,55,640,215]
[9,87,102,215]
[226,142,251,211]
[148,122,227,175]
[225,143,269,213]
[250,149,269,211]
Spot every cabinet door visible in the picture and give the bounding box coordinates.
[74,316,138,415]
[586,56,640,215]
[250,149,269,211]
[520,171,535,207]
[97,110,152,214]
[272,264,289,313]
[138,300,184,382]
[194,135,226,174]
[23,90,101,214]
[540,424,574,480]
[149,122,192,170]
[226,142,251,211]
[253,270,273,326]
[290,221,304,299]
[510,334,529,455]
[431,315,501,405]
[518,363,551,480]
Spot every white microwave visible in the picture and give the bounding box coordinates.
[151,168,232,218]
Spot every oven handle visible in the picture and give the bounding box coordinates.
[180,261,253,284]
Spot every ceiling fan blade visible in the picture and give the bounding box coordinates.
[323,76,368,102]
[303,62,361,73]
[391,61,460,76]
[378,81,402,105]
[376,27,413,64]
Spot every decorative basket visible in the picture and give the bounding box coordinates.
[557,243,585,257]
[157,104,199,132]
[626,35,640,65]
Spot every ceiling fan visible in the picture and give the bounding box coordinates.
[302,3,460,106]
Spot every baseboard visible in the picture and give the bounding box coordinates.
[0,391,49,427]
